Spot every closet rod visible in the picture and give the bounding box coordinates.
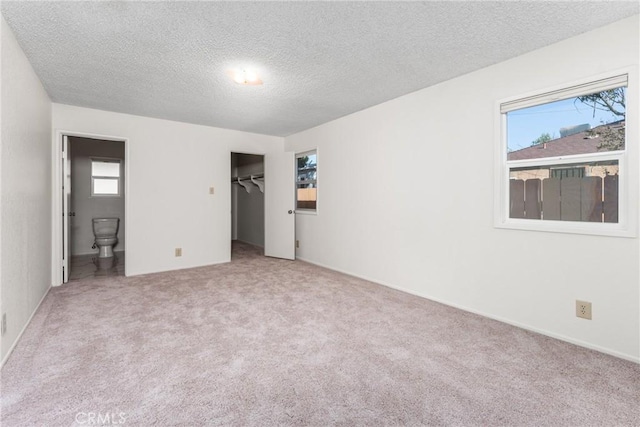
[231,173,264,182]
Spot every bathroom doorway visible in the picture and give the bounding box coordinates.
[231,153,265,258]
[62,136,126,282]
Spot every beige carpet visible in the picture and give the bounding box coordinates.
[1,242,639,426]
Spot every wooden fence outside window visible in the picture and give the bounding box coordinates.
[509,175,618,222]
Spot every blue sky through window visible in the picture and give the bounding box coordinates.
[507,94,624,153]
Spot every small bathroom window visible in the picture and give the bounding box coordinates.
[91,158,121,196]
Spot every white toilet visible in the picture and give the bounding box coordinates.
[92,218,119,258]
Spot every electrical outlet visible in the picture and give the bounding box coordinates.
[1,313,6,336]
[175,248,182,257]
[209,187,215,195]
[296,240,299,249]
[576,300,592,320]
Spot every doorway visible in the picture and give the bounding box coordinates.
[58,134,127,283]
[231,153,265,257]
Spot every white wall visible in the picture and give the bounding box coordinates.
[1,17,52,363]
[69,137,125,255]
[285,16,640,361]
[232,153,265,247]
[53,104,283,276]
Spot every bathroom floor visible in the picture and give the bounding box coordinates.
[68,252,125,281]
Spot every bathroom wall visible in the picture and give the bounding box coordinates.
[231,155,238,241]
[69,137,125,256]
[53,104,284,276]
[231,154,265,247]
[1,17,52,364]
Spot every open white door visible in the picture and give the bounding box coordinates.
[264,151,295,260]
[62,135,71,283]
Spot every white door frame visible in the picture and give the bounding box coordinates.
[62,135,70,283]
[229,150,266,249]
[52,130,130,286]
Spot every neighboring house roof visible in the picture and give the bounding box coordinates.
[507,121,624,161]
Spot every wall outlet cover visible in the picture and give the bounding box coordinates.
[175,248,182,257]
[576,300,592,320]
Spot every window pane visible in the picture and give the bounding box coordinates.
[297,186,317,210]
[92,160,120,177]
[509,160,618,222]
[93,178,119,195]
[507,87,626,159]
[297,152,317,210]
[297,201,317,210]
[297,154,316,182]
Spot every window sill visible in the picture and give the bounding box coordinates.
[495,218,635,238]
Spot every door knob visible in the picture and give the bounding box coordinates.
[288,210,293,214]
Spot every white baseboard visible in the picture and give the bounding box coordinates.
[296,256,640,364]
[127,258,230,277]
[0,285,52,370]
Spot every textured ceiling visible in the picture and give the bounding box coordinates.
[2,2,638,137]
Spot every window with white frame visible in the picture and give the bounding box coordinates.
[498,74,628,232]
[296,150,317,211]
[91,158,121,196]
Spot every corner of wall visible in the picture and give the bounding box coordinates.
[1,14,53,364]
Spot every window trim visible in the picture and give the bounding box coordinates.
[500,74,628,114]
[295,149,318,214]
[494,69,637,238]
[90,157,121,197]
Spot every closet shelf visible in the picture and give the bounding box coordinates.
[232,172,263,182]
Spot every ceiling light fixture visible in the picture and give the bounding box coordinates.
[230,69,263,85]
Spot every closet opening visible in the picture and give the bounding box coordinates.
[231,153,265,258]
